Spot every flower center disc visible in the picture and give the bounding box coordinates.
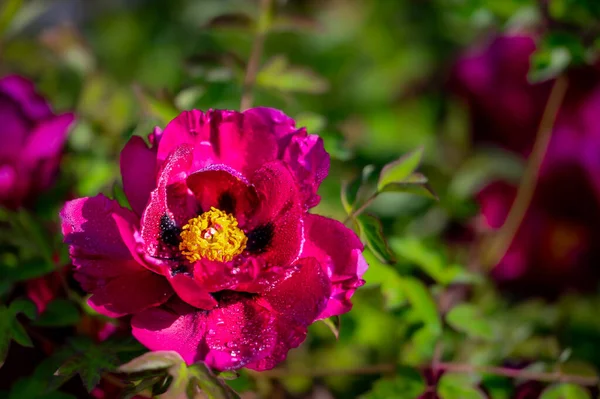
[179,207,247,263]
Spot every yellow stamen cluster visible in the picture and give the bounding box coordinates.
[179,207,247,263]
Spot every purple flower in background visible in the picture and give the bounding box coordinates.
[0,75,74,209]
[453,34,600,295]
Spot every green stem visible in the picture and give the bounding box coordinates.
[240,0,272,111]
[481,75,569,268]
[343,192,379,225]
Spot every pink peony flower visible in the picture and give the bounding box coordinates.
[60,108,367,370]
[0,75,74,209]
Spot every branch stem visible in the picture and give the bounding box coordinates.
[481,75,569,268]
[252,362,599,386]
[343,193,379,224]
[240,0,272,111]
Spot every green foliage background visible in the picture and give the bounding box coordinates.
[1,0,600,398]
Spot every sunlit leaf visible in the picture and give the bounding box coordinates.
[256,55,329,94]
[377,147,424,191]
[321,315,341,339]
[437,373,486,399]
[540,383,591,399]
[446,303,496,341]
[361,366,426,399]
[356,214,396,264]
[398,276,441,334]
[363,250,406,309]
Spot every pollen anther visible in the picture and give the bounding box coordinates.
[179,207,247,262]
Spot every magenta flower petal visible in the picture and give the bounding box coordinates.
[61,195,173,317]
[157,109,279,175]
[246,257,330,370]
[0,75,73,209]
[0,75,52,120]
[131,299,206,364]
[0,94,31,159]
[120,135,159,216]
[282,129,329,208]
[243,107,329,208]
[87,267,173,318]
[302,214,366,319]
[167,273,218,310]
[141,144,196,258]
[248,161,304,267]
[22,113,74,161]
[186,165,258,226]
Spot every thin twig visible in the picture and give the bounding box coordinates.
[343,193,380,225]
[248,364,395,379]
[437,362,599,387]
[481,75,569,268]
[240,0,272,111]
[251,362,599,386]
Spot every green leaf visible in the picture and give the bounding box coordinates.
[0,303,35,367]
[256,55,329,94]
[446,303,496,341]
[361,367,426,399]
[0,0,22,36]
[341,165,377,215]
[9,298,37,320]
[54,337,123,392]
[437,373,486,399]
[392,237,447,284]
[295,112,326,133]
[398,276,441,334]
[321,315,341,339]
[378,177,438,200]
[540,383,591,399]
[540,383,592,399]
[362,250,406,309]
[119,352,239,399]
[190,362,240,399]
[377,147,424,191]
[118,350,183,374]
[34,299,80,327]
[356,214,396,264]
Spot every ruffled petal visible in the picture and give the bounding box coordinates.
[203,293,277,370]
[281,129,329,209]
[0,93,31,159]
[141,144,197,258]
[243,108,329,209]
[186,164,258,227]
[132,296,275,370]
[247,257,330,370]
[87,268,173,318]
[0,75,52,121]
[60,195,172,317]
[131,298,207,365]
[120,135,158,217]
[248,161,304,267]
[157,109,279,176]
[242,107,297,143]
[168,273,218,310]
[22,113,74,162]
[61,194,138,258]
[301,214,367,319]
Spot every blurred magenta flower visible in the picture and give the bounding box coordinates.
[0,75,74,209]
[450,34,552,156]
[453,34,600,294]
[60,108,367,370]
